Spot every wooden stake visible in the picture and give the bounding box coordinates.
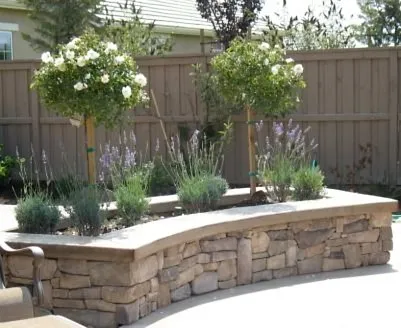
[247,105,257,195]
[150,89,174,161]
[85,116,96,184]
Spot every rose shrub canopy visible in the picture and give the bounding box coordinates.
[211,38,306,117]
[32,30,149,128]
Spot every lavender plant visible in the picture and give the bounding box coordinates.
[99,131,154,192]
[256,119,319,202]
[164,130,229,213]
[15,147,61,234]
[99,131,154,225]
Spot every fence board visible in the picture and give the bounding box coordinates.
[0,49,400,186]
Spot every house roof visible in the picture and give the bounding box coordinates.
[101,0,266,36]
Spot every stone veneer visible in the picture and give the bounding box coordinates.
[0,190,396,328]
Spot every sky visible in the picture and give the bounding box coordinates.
[261,0,362,25]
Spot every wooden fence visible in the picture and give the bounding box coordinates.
[0,48,400,185]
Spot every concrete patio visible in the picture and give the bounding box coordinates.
[127,223,401,328]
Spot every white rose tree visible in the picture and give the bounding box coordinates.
[32,30,148,184]
[211,39,306,194]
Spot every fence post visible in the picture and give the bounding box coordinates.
[30,63,41,169]
[389,49,399,185]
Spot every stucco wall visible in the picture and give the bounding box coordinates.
[0,8,213,59]
[0,8,38,59]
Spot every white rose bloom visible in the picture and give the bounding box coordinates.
[85,73,91,80]
[263,58,269,66]
[66,37,79,50]
[101,74,110,84]
[114,55,125,65]
[54,57,64,67]
[54,57,66,71]
[105,42,118,54]
[65,50,75,60]
[134,73,147,87]
[87,49,100,60]
[271,64,281,75]
[258,42,270,51]
[293,64,304,75]
[286,58,294,64]
[122,86,132,99]
[74,82,85,91]
[140,90,149,103]
[77,56,86,67]
[41,52,53,64]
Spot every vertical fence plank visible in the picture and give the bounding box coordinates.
[389,50,399,185]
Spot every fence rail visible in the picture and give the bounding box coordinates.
[0,48,400,185]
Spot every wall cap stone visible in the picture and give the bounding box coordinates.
[0,189,396,262]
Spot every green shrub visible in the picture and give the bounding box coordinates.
[16,195,60,234]
[292,166,325,201]
[178,175,228,213]
[67,186,104,236]
[115,176,149,227]
[0,144,19,184]
[260,156,295,203]
[149,157,175,196]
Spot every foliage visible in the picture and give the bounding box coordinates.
[178,175,228,213]
[195,0,264,49]
[149,157,175,196]
[292,166,325,201]
[355,0,401,47]
[31,30,149,128]
[211,39,306,117]
[67,186,104,236]
[99,131,154,191]
[256,119,319,202]
[15,194,60,234]
[260,156,294,202]
[54,174,86,202]
[18,0,102,52]
[164,130,227,188]
[115,176,149,226]
[264,0,356,50]
[0,144,20,184]
[101,0,173,56]
[162,129,230,212]
[191,64,242,132]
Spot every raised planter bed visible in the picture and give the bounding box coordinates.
[0,188,396,328]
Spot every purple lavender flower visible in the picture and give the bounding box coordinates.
[273,122,284,136]
[100,144,112,170]
[124,146,136,169]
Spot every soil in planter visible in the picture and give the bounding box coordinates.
[57,191,273,236]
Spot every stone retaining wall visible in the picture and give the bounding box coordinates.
[3,212,393,328]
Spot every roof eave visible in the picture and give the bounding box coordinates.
[0,1,28,10]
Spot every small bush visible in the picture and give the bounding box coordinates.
[149,157,175,196]
[67,186,104,236]
[16,195,60,234]
[178,175,228,213]
[261,156,295,202]
[115,176,149,227]
[292,166,325,201]
[0,144,19,184]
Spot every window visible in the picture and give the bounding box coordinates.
[0,31,12,60]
